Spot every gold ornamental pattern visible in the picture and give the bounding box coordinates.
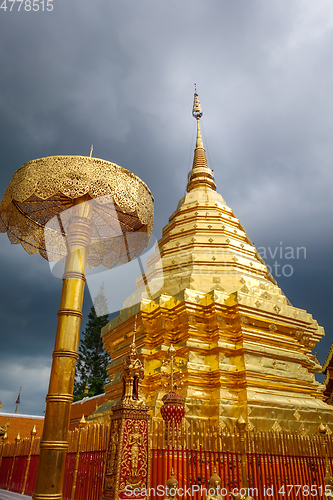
[119,419,147,493]
[106,420,120,477]
[0,156,154,268]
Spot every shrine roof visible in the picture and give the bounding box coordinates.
[69,393,108,429]
[0,412,44,419]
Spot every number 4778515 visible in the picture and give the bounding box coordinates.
[0,0,53,11]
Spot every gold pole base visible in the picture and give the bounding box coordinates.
[32,495,63,500]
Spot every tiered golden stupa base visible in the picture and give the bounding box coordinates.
[97,286,333,435]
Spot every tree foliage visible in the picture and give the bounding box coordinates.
[74,284,110,401]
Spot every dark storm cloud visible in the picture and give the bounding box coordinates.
[0,0,332,413]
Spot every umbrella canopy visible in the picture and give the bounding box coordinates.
[0,155,154,269]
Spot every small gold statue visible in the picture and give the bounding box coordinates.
[165,469,178,500]
[128,422,143,477]
[324,474,333,499]
[0,418,10,438]
[206,468,225,500]
[231,492,255,500]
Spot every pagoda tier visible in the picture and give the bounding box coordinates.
[98,91,333,434]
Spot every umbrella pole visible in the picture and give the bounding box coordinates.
[33,196,93,500]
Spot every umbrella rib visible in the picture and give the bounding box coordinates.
[19,205,62,219]
[96,204,137,233]
[13,200,45,228]
[12,200,66,235]
[92,210,121,238]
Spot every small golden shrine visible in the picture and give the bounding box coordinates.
[99,89,333,436]
[103,328,149,500]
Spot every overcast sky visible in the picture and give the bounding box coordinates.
[0,0,332,416]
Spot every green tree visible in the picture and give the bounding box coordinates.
[74,284,110,401]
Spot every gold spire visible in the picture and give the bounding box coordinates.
[14,387,21,414]
[133,314,137,344]
[187,86,216,192]
[79,415,87,428]
[168,344,176,391]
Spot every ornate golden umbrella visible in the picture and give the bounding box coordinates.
[0,154,154,500]
[0,155,153,265]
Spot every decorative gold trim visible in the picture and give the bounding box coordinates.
[52,350,79,360]
[45,394,74,403]
[57,309,83,319]
[62,271,86,281]
[32,495,63,499]
[39,441,69,450]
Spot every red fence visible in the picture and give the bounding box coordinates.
[148,422,333,500]
[150,448,330,500]
[0,423,109,499]
[0,457,13,490]
[1,421,333,499]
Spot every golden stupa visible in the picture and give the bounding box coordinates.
[96,90,333,434]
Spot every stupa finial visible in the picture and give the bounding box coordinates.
[192,84,203,120]
[192,86,204,150]
[187,86,216,192]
